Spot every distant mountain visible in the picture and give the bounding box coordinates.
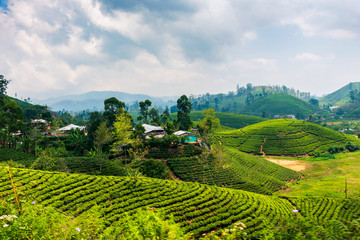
[241,93,319,118]
[34,91,177,112]
[319,82,360,106]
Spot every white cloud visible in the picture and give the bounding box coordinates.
[1,0,360,100]
[294,53,335,61]
[77,0,152,42]
[295,53,323,61]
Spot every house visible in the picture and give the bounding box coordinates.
[173,130,197,143]
[53,124,86,136]
[142,124,165,136]
[31,119,50,132]
[274,115,296,120]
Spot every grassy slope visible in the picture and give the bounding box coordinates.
[275,152,360,198]
[170,111,266,129]
[189,111,266,129]
[242,93,319,117]
[1,167,359,238]
[320,82,360,106]
[217,119,360,156]
[167,146,301,195]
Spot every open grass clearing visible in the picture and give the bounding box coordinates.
[266,157,309,172]
[273,151,360,198]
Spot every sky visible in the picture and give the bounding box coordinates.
[0,0,360,100]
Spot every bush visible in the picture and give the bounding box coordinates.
[345,142,360,152]
[31,153,68,172]
[134,159,172,179]
[328,145,345,154]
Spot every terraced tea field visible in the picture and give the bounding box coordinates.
[1,167,359,238]
[0,148,35,167]
[167,147,301,195]
[217,119,360,156]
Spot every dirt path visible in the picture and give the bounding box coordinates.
[266,158,308,172]
[170,171,183,181]
[260,137,267,156]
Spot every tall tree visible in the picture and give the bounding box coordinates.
[197,108,220,146]
[94,122,113,172]
[112,112,134,175]
[139,99,152,123]
[103,97,125,126]
[0,75,10,96]
[177,95,192,130]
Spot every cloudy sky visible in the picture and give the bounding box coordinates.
[0,0,360,100]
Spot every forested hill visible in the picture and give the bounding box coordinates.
[319,82,360,106]
[241,93,319,118]
[10,97,53,120]
[189,84,312,114]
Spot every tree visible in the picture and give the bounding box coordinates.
[197,108,220,145]
[139,100,152,123]
[309,98,319,107]
[133,123,145,139]
[0,75,10,96]
[103,97,125,126]
[177,95,192,130]
[149,108,161,125]
[87,111,104,146]
[112,112,134,175]
[94,122,113,172]
[0,97,23,134]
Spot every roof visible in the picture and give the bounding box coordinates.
[58,124,86,131]
[31,119,48,124]
[173,130,194,136]
[142,124,164,134]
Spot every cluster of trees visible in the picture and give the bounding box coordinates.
[188,83,312,113]
[0,73,222,177]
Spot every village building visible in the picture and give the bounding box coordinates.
[53,124,86,136]
[31,119,51,132]
[173,130,197,143]
[274,115,296,120]
[142,124,165,137]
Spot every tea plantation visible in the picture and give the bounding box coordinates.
[0,148,35,167]
[167,147,301,195]
[216,119,360,156]
[1,167,359,238]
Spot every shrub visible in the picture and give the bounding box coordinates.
[135,159,172,179]
[31,153,68,172]
[345,142,360,152]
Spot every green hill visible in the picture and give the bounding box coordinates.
[10,97,53,120]
[320,82,360,106]
[241,93,319,118]
[167,146,300,195]
[189,111,266,128]
[1,167,359,238]
[217,119,360,156]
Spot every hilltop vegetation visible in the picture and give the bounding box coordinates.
[241,93,319,118]
[217,119,360,156]
[1,167,359,239]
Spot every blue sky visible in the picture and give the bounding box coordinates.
[0,0,360,100]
